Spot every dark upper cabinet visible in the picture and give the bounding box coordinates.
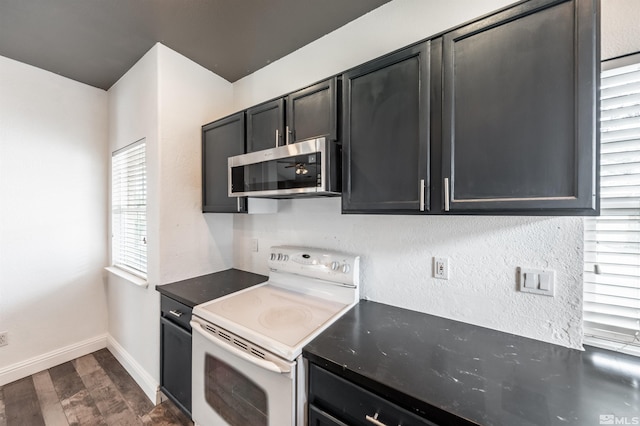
[247,78,338,152]
[286,78,338,143]
[440,0,599,214]
[202,112,247,213]
[342,42,430,214]
[246,98,285,152]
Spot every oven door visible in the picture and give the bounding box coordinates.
[191,318,297,426]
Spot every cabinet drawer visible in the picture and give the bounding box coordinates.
[309,364,436,426]
[160,295,192,331]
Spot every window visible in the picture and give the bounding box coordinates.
[584,54,640,355]
[110,139,147,281]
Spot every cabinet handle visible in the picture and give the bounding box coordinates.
[419,179,425,212]
[169,310,183,318]
[286,125,291,145]
[275,129,280,147]
[237,197,241,212]
[365,413,388,426]
[444,177,450,212]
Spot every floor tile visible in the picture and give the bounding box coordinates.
[3,377,45,426]
[90,382,142,426]
[32,371,69,426]
[60,389,106,426]
[141,401,182,426]
[93,349,154,417]
[73,354,102,378]
[49,362,85,401]
[0,386,6,426]
[3,349,189,426]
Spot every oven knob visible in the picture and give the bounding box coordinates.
[331,261,340,271]
[277,253,283,261]
[270,253,276,261]
[342,264,351,274]
[283,255,289,261]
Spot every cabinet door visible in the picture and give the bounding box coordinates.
[160,317,192,415]
[441,0,598,213]
[308,364,436,426]
[246,98,285,152]
[342,42,430,214]
[308,405,349,426]
[202,113,247,213]
[287,78,338,143]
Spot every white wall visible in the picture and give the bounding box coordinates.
[107,45,162,400]
[231,0,588,349]
[0,55,108,385]
[156,46,235,284]
[601,0,640,60]
[106,43,234,401]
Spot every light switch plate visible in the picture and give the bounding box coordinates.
[518,268,555,296]
[250,238,259,252]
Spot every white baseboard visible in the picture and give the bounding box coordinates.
[0,334,108,386]
[106,335,160,404]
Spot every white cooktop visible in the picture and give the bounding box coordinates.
[192,246,361,361]
[196,283,347,348]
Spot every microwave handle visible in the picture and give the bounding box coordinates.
[191,320,291,374]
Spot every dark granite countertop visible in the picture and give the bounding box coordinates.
[303,300,640,426]
[156,268,268,307]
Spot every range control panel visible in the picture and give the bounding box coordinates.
[268,245,360,286]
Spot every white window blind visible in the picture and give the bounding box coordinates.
[111,139,147,278]
[584,56,640,353]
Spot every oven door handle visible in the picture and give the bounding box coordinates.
[191,320,291,374]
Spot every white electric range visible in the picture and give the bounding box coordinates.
[191,246,360,426]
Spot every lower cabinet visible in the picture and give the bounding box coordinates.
[308,363,437,426]
[160,295,192,417]
[308,405,349,426]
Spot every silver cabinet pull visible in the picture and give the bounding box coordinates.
[275,129,280,147]
[286,125,291,145]
[237,197,241,212]
[365,413,388,426]
[169,310,183,318]
[419,178,425,212]
[444,177,450,212]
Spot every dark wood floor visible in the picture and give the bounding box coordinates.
[0,348,192,426]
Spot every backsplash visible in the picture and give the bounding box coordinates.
[233,198,584,349]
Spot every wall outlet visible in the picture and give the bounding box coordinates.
[0,331,8,347]
[250,238,259,252]
[433,257,449,280]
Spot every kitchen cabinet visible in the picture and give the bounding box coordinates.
[246,98,285,152]
[246,78,339,153]
[160,295,192,417]
[286,77,338,144]
[440,0,598,213]
[342,42,431,214]
[202,112,247,213]
[308,363,436,426]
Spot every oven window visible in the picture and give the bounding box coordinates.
[205,354,268,426]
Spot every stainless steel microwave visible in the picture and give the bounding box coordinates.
[228,137,340,198]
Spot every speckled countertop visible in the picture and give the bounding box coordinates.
[303,300,640,426]
[156,268,268,307]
